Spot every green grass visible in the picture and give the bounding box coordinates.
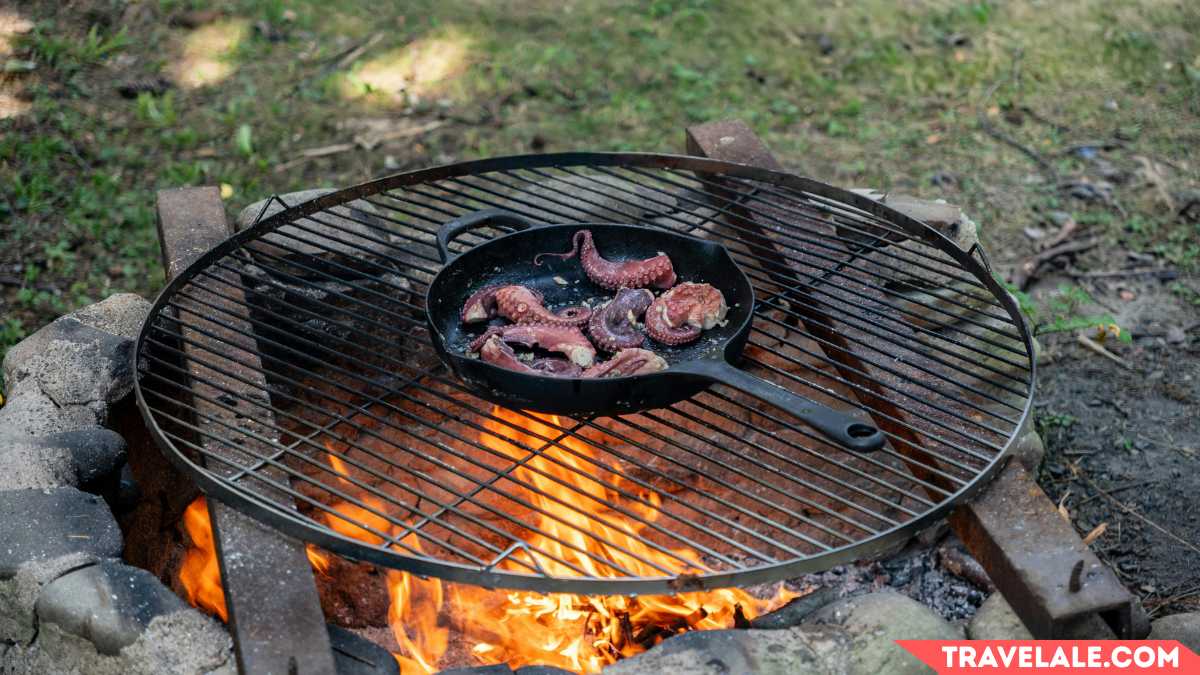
[2,0,1198,370]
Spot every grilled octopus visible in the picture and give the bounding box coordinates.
[474,335,582,377]
[535,229,676,290]
[470,324,596,377]
[587,288,654,352]
[581,348,667,378]
[645,282,728,346]
[460,284,591,327]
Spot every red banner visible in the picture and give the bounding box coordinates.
[896,640,1200,673]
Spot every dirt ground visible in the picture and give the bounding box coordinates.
[1033,275,1200,618]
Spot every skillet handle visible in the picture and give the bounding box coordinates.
[436,209,542,263]
[676,359,885,452]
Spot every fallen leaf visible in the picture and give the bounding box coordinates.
[220,183,234,199]
[925,134,942,145]
[1082,522,1108,546]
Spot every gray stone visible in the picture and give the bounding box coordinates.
[329,624,401,675]
[1010,428,1045,472]
[0,551,97,645]
[804,590,962,674]
[0,377,97,437]
[2,315,136,426]
[68,293,151,341]
[60,427,128,486]
[0,427,127,490]
[2,608,234,675]
[603,624,853,675]
[0,432,77,489]
[0,488,123,578]
[968,593,1033,640]
[36,560,188,655]
[750,586,839,629]
[1149,612,1200,653]
[237,188,394,277]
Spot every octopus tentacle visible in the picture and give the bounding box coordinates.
[582,348,668,378]
[587,288,653,352]
[530,357,583,378]
[645,282,728,346]
[476,335,582,377]
[494,285,591,327]
[536,230,677,290]
[470,324,596,368]
[462,285,547,324]
[460,285,502,323]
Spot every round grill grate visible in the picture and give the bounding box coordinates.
[134,153,1035,594]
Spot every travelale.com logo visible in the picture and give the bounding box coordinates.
[896,640,1198,673]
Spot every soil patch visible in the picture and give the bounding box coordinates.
[1034,281,1200,618]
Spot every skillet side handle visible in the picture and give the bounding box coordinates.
[677,359,886,452]
[436,209,542,263]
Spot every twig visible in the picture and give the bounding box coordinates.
[1019,105,1071,134]
[1146,583,1200,617]
[1078,472,1200,556]
[979,68,1059,183]
[335,32,384,70]
[1133,155,1176,212]
[1076,333,1132,370]
[1053,139,1127,157]
[1067,267,1179,280]
[273,120,446,173]
[289,32,384,94]
[1039,215,1080,251]
[1011,236,1099,290]
[1078,479,1159,506]
[0,275,58,293]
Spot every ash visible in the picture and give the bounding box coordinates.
[789,536,985,622]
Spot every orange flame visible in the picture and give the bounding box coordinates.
[179,496,228,621]
[179,409,797,674]
[386,407,798,673]
[320,443,448,673]
[307,544,332,577]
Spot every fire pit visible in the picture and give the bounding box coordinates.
[133,152,1035,671]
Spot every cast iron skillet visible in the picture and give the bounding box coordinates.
[425,209,885,452]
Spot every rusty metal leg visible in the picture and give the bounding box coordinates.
[157,187,338,674]
[685,120,958,494]
[684,120,1146,640]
